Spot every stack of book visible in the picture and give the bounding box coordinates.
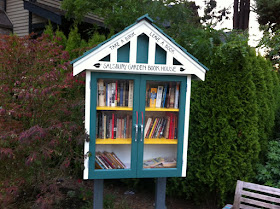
[96,113,132,139]
[144,113,177,139]
[95,151,126,169]
[143,157,176,168]
[97,79,133,107]
[145,82,180,108]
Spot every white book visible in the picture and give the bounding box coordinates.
[128,81,134,108]
[111,83,116,107]
[174,82,180,109]
[155,86,163,108]
[107,83,112,106]
[98,79,105,107]
[144,118,152,137]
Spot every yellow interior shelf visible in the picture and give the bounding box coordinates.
[144,138,178,144]
[96,138,132,144]
[96,106,133,111]
[145,107,179,112]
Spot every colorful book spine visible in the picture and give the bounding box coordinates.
[128,80,133,108]
[161,84,168,108]
[111,83,116,107]
[156,86,163,108]
[150,88,157,108]
[174,82,179,109]
[98,79,105,106]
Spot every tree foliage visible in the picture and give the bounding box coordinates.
[61,0,201,32]
[255,0,280,32]
[0,33,87,207]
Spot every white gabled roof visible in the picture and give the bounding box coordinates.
[71,14,208,81]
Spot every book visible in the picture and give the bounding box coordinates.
[143,157,164,168]
[98,80,105,106]
[174,82,180,109]
[120,82,124,106]
[150,88,157,108]
[111,114,115,139]
[122,81,126,107]
[161,84,168,108]
[144,118,152,137]
[115,81,118,106]
[156,86,163,108]
[145,84,150,107]
[125,81,128,106]
[159,119,167,138]
[111,83,116,107]
[117,82,120,106]
[169,85,175,108]
[164,116,170,139]
[111,152,126,168]
[128,80,133,108]
[149,118,158,138]
[162,157,176,168]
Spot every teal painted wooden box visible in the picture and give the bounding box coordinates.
[71,14,208,179]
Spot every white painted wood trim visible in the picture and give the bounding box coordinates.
[129,36,137,64]
[166,51,173,65]
[181,75,192,177]
[148,38,156,65]
[73,20,206,80]
[83,71,91,179]
[110,49,117,63]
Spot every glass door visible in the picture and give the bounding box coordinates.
[137,75,186,178]
[89,72,140,179]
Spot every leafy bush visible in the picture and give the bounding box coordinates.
[256,140,280,188]
[0,34,86,208]
[168,31,280,207]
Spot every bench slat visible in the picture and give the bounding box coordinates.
[240,203,261,209]
[241,190,280,204]
[240,197,280,209]
[243,182,280,196]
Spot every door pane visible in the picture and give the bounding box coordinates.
[95,78,134,170]
[143,81,180,169]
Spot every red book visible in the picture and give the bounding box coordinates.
[101,153,115,169]
[169,114,173,139]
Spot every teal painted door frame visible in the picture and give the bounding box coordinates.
[89,72,187,179]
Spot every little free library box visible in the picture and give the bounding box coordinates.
[71,15,208,180]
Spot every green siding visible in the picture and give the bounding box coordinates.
[155,44,166,64]
[136,34,149,63]
[117,43,130,63]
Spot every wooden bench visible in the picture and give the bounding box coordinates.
[224,180,280,209]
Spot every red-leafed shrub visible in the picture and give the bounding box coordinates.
[0,34,86,208]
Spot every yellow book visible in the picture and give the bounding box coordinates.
[148,118,158,138]
[150,88,157,108]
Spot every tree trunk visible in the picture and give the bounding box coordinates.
[233,0,239,29]
[233,0,250,31]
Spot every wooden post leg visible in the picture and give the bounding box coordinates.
[93,179,104,209]
[155,177,167,209]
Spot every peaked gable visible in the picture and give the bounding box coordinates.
[71,14,208,81]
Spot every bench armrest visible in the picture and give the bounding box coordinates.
[222,204,233,209]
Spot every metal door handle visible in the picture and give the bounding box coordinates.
[140,112,144,142]
[135,124,138,142]
[135,111,138,142]
[140,124,144,142]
